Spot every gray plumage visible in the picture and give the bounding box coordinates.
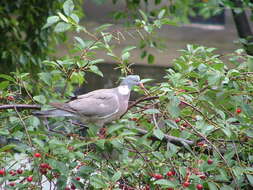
[33,75,142,127]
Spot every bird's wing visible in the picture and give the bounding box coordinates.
[50,90,119,118]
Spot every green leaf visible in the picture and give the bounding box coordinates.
[63,0,74,16]
[122,46,136,54]
[78,166,95,175]
[148,54,155,64]
[153,128,164,140]
[164,120,178,129]
[54,22,71,32]
[70,72,84,85]
[89,65,103,77]
[74,36,86,47]
[246,174,253,186]
[38,72,51,86]
[43,16,59,29]
[0,81,9,90]
[70,13,79,23]
[90,175,108,189]
[95,139,106,149]
[56,175,68,189]
[153,179,176,187]
[0,129,9,136]
[143,109,160,114]
[201,125,214,135]
[139,10,148,21]
[103,33,112,43]
[32,138,45,149]
[95,23,112,33]
[221,185,234,190]
[208,182,218,190]
[0,74,15,82]
[107,125,124,135]
[112,171,121,182]
[50,159,69,174]
[158,9,166,19]
[222,128,232,138]
[58,12,69,23]
[33,95,46,104]
[121,52,130,61]
[28,116,40,127]
[0,144,16,152]
[160,18,177,26]
[168,96,180,118]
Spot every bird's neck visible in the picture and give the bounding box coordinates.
[118,85,130,95]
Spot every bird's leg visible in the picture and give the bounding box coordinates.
[98,127,107,139]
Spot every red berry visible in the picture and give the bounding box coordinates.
[167,188,174,190]
[9,182,15,186]
[0,169,5,175]
[34,153,41,158]
[9,170,16,176]
[196,184,203,190]
[7,96,15,101]
[131,117,138,121]
[200,175,206,179]
[75,177,81,181]
[144,185,150,190]
[182,122,188,127]
[17,169,23,174]
[39,168,47,174]
[151,173,163,179]
[170,169,176,176]
[68,146,74,151]
[174,118,181,123]
[27,176,33,182]
[183,181,190,187]
[197,141,205,147]
[236,108,242,114]
[71,184,76,189]
[65,188,71,190]
[40,163,49,169]
[166,171,174,177]
[207,159,213,165]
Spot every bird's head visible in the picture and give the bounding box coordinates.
[120,75,143,89]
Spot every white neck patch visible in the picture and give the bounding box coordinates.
[118,85,130,95]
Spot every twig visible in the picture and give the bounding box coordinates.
[125,139,153,172]
[14,107,33,147]
[128,96,159,110]
[180,100,218,127]
[0,104,41,110]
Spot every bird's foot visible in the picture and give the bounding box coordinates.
[98,127,107,139]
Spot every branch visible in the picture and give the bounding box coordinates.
[128,96,159,110]
[0,104,41,110]
[126,126,194,147]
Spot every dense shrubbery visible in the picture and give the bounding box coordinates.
[0,0,253,190]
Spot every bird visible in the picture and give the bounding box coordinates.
[33,75,143,128]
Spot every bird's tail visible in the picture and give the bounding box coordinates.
[32,109,74,118]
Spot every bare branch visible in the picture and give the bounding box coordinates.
[0,104,41,110]
[126,126,194,146]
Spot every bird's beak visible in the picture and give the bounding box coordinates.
[138,82,145,89]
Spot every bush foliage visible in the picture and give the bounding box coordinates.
[0,0,253,190]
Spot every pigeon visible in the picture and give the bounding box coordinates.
[33,75,143,127]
